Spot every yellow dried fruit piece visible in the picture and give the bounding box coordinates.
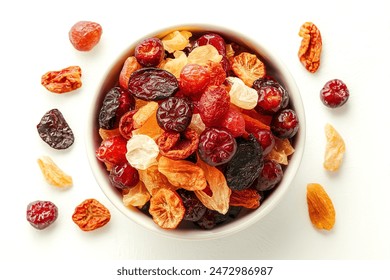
[306,183,335,230]
[122,181,150,208]
[138,163,175,195]
[161,50,188,78]
[324,123,345,171]
[162,30,192,53]
[195,158,231,214]
[158,156,207,191]
[98,128,120,140]
[265,137,295,165]
[37,156,73,188]
[231,52,265,87]
[133,101,158,129]
[187,45,222,66]
[149,188,185,229]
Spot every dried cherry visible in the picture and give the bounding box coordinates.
[271,109,299,139]
[26,200,58,230]
[37,108,74,150]
[225,135,264,190]
[320,79,349,108]
[255,160,283,191]
[195,33,226,56]
[179,64,210,96]
[96,135,128,167]
[156,97,193,132]
[109,162,139,190]
[253,77,289,113]
[128,68,179,101]
[135,38,165,67]
[198,128,237,166]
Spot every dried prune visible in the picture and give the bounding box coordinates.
[99,87,133,129]
[37,108,74,150]
[225,135,264,190]
[128,67,179,101]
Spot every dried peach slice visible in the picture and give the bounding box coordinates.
[37,156,73,188]
[195,158,231,214]
[122,181,150,208]
[324,123,345,171]
[149,188,185,229]
[307,183,335,230]
[231,52,265,87]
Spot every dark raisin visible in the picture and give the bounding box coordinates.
[37,108,74,150]
[225,135,264,190]
[195,206,242,230]
[156,97,193,132]
[99,87,133,129]
[177,189,207,222]
[128,67,178,101]
[26,200,58,230]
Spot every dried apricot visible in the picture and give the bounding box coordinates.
[306,183,335,230]
[149,188,185,229]
[122,181,151,208]
[324,123,345,171]
[37,156,73,188]
[161,51,188,78]
[138,163,175,195]
[72,199,111,231]
[119,56,142,89]
[231,52,265,87]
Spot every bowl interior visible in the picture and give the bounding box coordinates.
[86,24,305,240]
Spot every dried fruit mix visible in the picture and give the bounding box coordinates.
[95,30,300,230]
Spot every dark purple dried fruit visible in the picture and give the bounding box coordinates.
[98,87,122,129]
[225,135,264,190]
[128,67,179,101]
[37,108,74,149]
[177,189,206,222]
[156,97,193,132]
[195,206,242,229]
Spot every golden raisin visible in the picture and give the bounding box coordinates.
[298,22,322,73]
[306,183,335,230]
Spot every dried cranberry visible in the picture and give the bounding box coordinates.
[225,135,264,190]
[99,87,133,129]
[128,68,178,101]
[320,79,349,108]
[252,129,275,155]
[179,64,210,96]
[271,109,299,139]
[253,77,289,114]
[156,97,193,133]
[109,162,139,190]
[135,37,164,67]
[198,128,237,166]
[96,135,128,166]
[196,33,226,55]
[198,85,230,127]
[26,200,58,230]
[177,189,207,222]
[37,108,74,150]
[255,160,283,191]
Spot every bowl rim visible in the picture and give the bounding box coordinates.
[85,23,306,241]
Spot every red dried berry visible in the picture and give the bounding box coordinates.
[252,129,275,155]
[128,68,178,101]
[253,77,289,114]
[196,33,226,55]
[198,127,237,166]
[320,79,349,108]
[179,64,210,96]
[26,200,58,230]
[156,97,193,132]
[69,21,102,51]
[198,85,230,127]
[219,107,246,137]
[135,37,165,67]
[119,109,138,139]
[109,162,139,190]
[271,109,299,139]
[255,160,283,191]
[96,135,128,166]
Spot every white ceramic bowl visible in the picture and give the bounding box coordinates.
[86,24,306,240]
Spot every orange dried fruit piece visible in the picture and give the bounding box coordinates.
[119,56,142,89]
[98,128,120,140]
[306,183,335,230]
[122,181,150,208]
[149,188,185,229]
[195,158,231,214]
[324,123,345,171]
[161,30,192,53]
[298,22,322,73]
[72,198,111,231]
[131,109,163,140]
[187,45,222,66]
[37,156,73,188]
[138,163,175,195]
[132,101,159,129]
[230,189,261,209]
[231,52,265,87]
[265,137,295,165]
[158,156,207,191]
[161,50,188,78]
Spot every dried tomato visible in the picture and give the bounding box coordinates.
[72,199,111,231]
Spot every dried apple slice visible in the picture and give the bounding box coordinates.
[324,123,345,171]
[149,188,185,229]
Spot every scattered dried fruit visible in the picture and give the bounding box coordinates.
[298,22,322,73]
[72,198,111,231]
[324,123,345,171]
[41,66,82,94]
[37,108,74,150]
[69,21,102,51]
[26,200,58,230]
[149,188,185,229]
[320,79,350,108]
[37,156,73,188]
[306,183,335,230]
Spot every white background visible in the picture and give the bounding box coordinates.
[1,0,389,265]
